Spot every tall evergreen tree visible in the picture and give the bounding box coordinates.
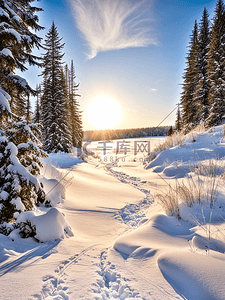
[180,21,199,131]
[193,8,210,122]
[40,22,72,153]
[0,0,47,225]
[68,60,83,148]
[206,0,225,127]
[175,103,182,132]
[167,126,173,136]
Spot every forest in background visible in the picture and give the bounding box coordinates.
[84,126,170,141]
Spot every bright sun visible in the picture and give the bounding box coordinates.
[87,96,122,129]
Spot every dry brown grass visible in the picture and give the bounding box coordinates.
[155,185,180,218]
[148,124,207,164]
[155,173,219,218]
[151,124,222,217]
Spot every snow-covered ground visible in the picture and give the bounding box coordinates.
[1,129,225,299]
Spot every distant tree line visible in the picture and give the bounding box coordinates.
[84,126,170,141]
[176,0,225,132]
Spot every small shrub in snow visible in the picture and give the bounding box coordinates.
[17,220,36,239]
[16,208,73,242]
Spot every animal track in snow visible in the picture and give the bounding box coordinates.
[92,249,144,300]
[105,165,154,227]
[34,245,98,299]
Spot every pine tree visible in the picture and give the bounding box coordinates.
[193,8,210,122]
[167,126,173,136]
[175,103,182,131]
[68,60,83,148]
[6,120,47,175]
[0,134,43,223]
[206,0,225,127]
[0,0,43,109]
[40,22,72,153]
[180,21,199,131]
[0,0,47,225]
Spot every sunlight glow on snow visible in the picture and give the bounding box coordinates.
[87,96,122,129]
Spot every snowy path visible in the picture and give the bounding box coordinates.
[0,159,181,300]
[105,163,154,227]
[34,160,181,300]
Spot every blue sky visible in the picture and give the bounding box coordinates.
[25,0,217,130]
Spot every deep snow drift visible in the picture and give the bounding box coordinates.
[1,128,225,299]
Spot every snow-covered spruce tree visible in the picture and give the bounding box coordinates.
[206,0,225,127]
[0,133,39,223]
[0,0,43,112]
[68,60,83,148]
[5,120,47,176]
[0,93,45,224]
[0,1,48,225]
[193,8,210,123]
[180,21,199,132]
[40,22,72,153]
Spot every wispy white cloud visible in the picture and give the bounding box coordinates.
[70,0,156,59]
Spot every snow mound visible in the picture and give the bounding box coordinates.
[157,251,225,300]
[191,234,225,253]
[33,208,73,242]
[46,152,83,168]
[114,214,193,257]
[16,208,73,242]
